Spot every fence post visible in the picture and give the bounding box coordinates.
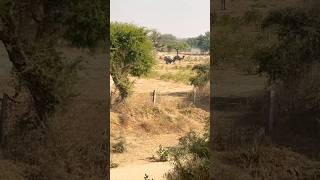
[152,90,157,104]
[268,84,276,135]
[193,88,196,105]
[0,93,9,145]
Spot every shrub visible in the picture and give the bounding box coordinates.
[156,145,171,162]
[110,22,155,102]
[112,137,126,153]
[166,129,210,180]
[144,173,154,180]
[190,64,210,87]
[110,162,119,168]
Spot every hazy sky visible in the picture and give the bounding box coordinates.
[110,0,210,38]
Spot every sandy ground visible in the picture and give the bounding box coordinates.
[110,133,181,180]
[133,78,193,94]
[111,162,172,180]
[111,56,208,180]
[111,133,182,165]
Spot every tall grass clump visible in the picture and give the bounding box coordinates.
[166,119,210,180]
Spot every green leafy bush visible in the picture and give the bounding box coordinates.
[110,22,155,102]
[112,137,126,153]
[190,64,210,87]
[166,128,210,179]
[156,145,171,162]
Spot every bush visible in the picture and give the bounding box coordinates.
[190,64,209,87]
[166,129,210,180]
[144,173,154,180]
[110,22,155,101]
[112,137,126,153]
[156,145,171,162]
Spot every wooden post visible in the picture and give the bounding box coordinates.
[193,88,196,105]
[268,85,276,135]
[221,0,226,10]
[0,93,9,145]
[152,90,157,104]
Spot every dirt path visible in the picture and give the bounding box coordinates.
[111,162,172,180]
[110,133,182,180]
[111,133,182,165]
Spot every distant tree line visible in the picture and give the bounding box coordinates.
[148,30,210,54]
[185,31,210,54]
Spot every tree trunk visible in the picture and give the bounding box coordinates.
[221,0,226,10]
[267,84,276,135]
[1,14,46,126]
[111,74,130,103]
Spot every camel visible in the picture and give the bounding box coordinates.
[173,55,185,63]
[163,56,174,64]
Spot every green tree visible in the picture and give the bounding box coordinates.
[254,3,320,114]
[186,37,199,48]
[159,34,177,46]
[148,29,164,51]
[167,41,189,56]
[255,6,320,83]
[197,32,210,53]
[0,0,108,126]
[110,22,155,102]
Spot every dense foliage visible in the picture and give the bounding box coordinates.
[166,120,210,180]
[255,6,320,83]
[0,0,108,124]
[148,29,164,51]
[186,32,210,53]
[110,22,155,101]
[167,41,189,56]
[0,1,108,179]
[190,64,210,87]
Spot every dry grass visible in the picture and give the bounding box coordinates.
[211,145,320,180]
[142,55,209,85]
[111,99,207,137]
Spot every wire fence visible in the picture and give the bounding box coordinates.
[111,89,200,106]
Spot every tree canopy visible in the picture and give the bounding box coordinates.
[0,0,108,125]
[186,32,210,53]
[255,5,320,83]
[148,29,164,51]
[197,32,210,53]
[167,41,189,56]
[159,34,177,47]
[110,22,155,102]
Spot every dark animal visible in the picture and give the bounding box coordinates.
[164,56,175,64]
[173,55,185,63]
